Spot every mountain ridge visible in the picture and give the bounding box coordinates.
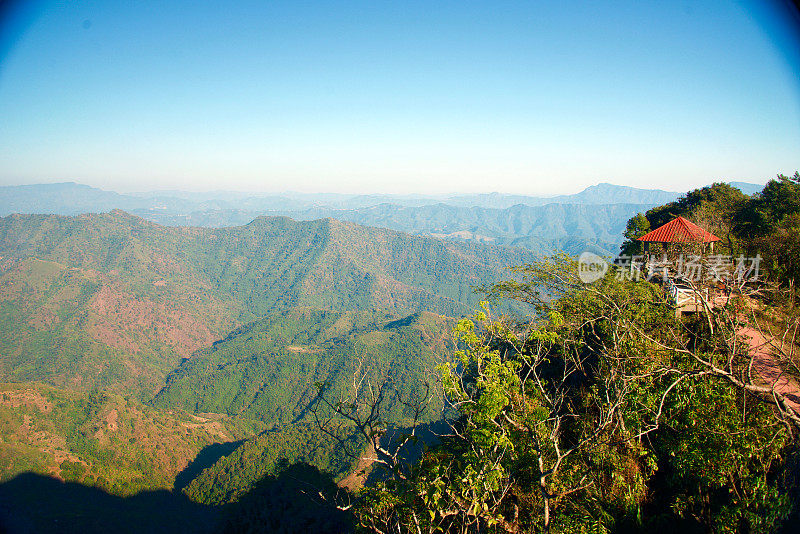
[1,181,763,256]
[2,181,688,214]
[0,211,534,397]
[140,201,657,256]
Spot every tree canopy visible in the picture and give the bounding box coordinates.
[621,174,800,290]
[346,255,798,533]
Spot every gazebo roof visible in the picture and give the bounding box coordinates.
[637,216,721,243]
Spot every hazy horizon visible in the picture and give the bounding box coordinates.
[0,178,772,198]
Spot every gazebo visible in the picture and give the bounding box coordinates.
[637,216,723,315]
[637,216,721,253]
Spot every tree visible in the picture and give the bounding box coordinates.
[737,172,800,238]
[646,182,750,231]
[309,342,437,489]
[349,255,798,533]
[736,173,800,290]
[763,212,800,291]
[619,213,650,256]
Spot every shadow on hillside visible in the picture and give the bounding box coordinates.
[219,461,353,534]
[174,440,245,492]
[0,473,220,534]
[0,463,353,534]
[383,312,422,329]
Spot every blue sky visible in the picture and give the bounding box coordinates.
[0,1,798,194]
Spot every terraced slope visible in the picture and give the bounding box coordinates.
[0,382,233,496]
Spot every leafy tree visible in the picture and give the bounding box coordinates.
[646,182,750,230]
[348,256,797,533]
[735,173,800,291]
[736,172,800,238]
[646,379,793,532]
[761,212,800,289]
[619,213,650,256]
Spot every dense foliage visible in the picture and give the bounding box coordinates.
[0,212,531,397]
[183,423,358,506]
[153,309,453,428]
[350,256,798,533]
[154,309,456,508]
[630,174,800,289]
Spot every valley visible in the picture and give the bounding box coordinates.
[2,1,796,530]
[0,210,509,522]
[1,178,798,533]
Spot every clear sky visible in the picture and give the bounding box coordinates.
[0,1,798,195]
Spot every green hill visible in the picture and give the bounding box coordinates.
[2,182,684,256]
[141,202,658,256]
[180,423,358,505]
[154,308,454,505]
[0,211,531,397]
[0,307,454,502]
[153,308,453,427]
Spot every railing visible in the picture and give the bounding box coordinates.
[664,278,716,314]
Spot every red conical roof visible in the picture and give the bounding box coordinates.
[637,216,721,243]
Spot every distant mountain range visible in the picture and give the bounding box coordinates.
[0,180,765,259]
[2,181,685,214]
[142,202,653,256]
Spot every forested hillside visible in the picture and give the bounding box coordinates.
[1,178,797,534]
[152,309,453,504]
[0,209,472,517]
[0,211,529,397]
[154,309,452,427]
[0,182,690,255]
[146,202,654,256]
[0,308,455,518]
[180,423,358,506]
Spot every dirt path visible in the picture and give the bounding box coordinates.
[738,326,800,414]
